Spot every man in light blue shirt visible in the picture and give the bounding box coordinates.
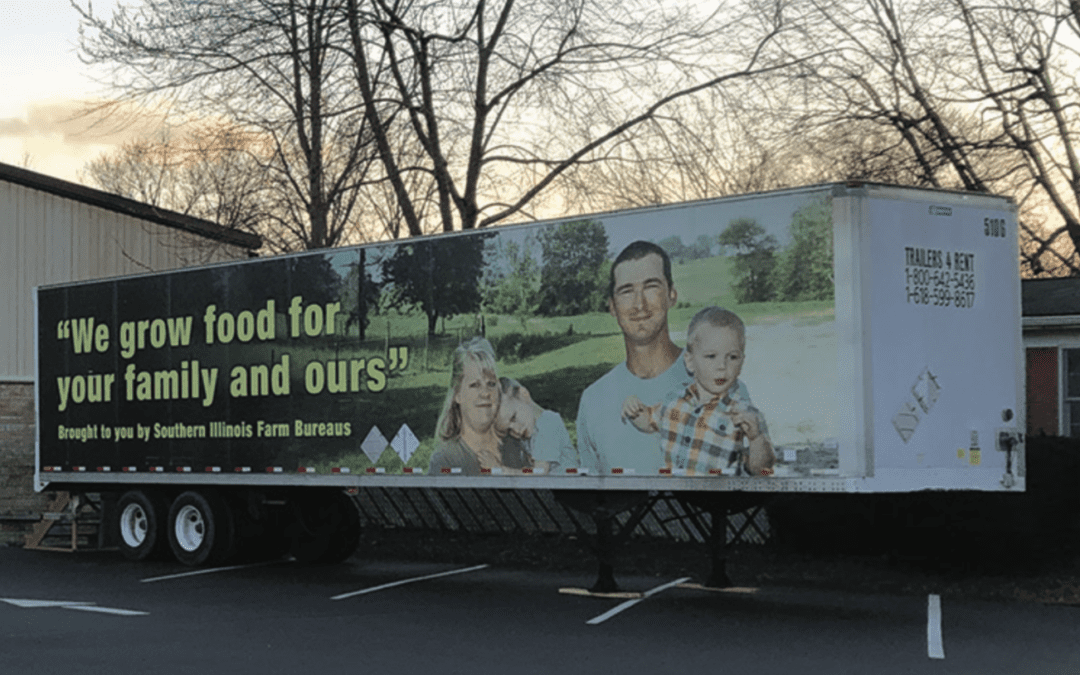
[576,241,690,475]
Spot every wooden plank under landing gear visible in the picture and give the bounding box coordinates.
[676,583,759,594]
[557,587,643,599]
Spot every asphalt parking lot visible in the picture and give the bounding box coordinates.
[3,545,1079,675]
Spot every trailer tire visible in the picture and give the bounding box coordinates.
[288,491,361,564]
[233,503,290,563]
[321,496,362,564]
[167,491,236,566]
[117,490,169,561]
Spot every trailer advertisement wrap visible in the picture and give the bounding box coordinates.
[38,188,843,484]
[36,183,1023,493]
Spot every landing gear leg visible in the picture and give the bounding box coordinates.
[554,491,651,594]
[705,502,733,589]
[591,510,619,594]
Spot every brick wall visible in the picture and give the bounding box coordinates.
[0,382,48,543]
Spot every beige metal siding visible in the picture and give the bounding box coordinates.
[1,180,246,380]
[0,187,19,379]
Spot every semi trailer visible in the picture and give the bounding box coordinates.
[34,182,1024,571]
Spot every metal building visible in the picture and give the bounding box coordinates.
[0,163,260,540]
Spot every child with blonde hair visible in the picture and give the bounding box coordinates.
[623,307,775,476]
[495,378,576,473]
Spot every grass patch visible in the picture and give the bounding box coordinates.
[670,255,737,307]
[488,331,596,363]
[728,300,835,326]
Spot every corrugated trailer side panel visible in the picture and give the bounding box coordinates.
[857,185,1023,492]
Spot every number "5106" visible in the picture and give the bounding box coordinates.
[984,218,1006,237]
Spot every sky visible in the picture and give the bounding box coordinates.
[0,1,125,184]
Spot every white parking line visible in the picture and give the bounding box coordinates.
[928,594,945,659]
[1,599,94,608]
[141,560,285,583]
[331,564,490,600]
[2,599,147,616]
[65,605,149,617]
[586,577,692,625]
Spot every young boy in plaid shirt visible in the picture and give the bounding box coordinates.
[622,307,775,476]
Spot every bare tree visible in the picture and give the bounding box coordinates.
[343,0,808,236]
[952,0,1080,275]
[74,0,381,251]
[357,133,440,241]
[82,123,274,239]
[773,0,1080,276]
[554,79,813,212]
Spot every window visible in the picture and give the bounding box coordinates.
[1066,349,1080,437]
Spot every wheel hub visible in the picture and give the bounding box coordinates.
[174,504,206,552]
[119,503,148,548]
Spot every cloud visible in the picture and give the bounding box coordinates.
[0,99,171,147]
[0,118,31,136]
[0,98,179,183]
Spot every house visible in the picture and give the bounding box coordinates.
[0,162,260,540]
[1022,277,1080,438]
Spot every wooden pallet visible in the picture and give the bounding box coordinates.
[23,492,110,553]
